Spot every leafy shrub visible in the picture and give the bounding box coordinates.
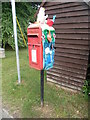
[83,64,90,99]
[2,2,37,49]
[83,80,90,97]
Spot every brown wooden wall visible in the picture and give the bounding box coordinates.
[43,2,90,91]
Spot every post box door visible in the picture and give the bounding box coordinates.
[28,44,43,70]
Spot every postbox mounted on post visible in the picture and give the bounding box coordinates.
[27,7,56,107]
[27,7,56,70]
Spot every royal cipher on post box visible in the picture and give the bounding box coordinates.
[27,23,56,70]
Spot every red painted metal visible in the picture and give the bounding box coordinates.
[27,26,43,70]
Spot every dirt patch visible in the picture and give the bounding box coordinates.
[33,103,55,118]
[12,108,21,118]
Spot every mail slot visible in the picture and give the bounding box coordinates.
[27,23,56,70]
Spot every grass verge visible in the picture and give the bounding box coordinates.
[2,48,88,118]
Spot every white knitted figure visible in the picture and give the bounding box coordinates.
[37,7,48,24]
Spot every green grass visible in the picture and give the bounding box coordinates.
[2,48,88,118]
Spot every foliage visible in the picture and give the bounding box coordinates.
[83,80,90,98]
[82,64,90,99]
[2,2,37,49]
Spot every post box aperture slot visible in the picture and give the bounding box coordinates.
[27,34,38,38]
[27,33,40,45]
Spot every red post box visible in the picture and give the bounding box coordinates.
[27,24,43,70]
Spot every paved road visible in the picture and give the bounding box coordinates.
[2,109,13,118]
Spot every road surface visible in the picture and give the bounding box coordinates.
[2,109,13,118]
